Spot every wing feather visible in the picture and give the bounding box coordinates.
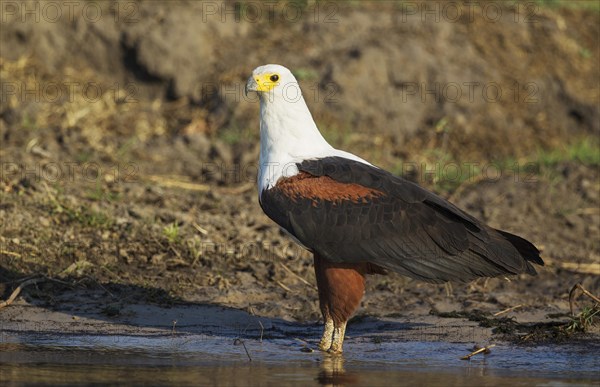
[259,157,543,282]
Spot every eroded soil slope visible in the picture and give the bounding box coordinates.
[1,1,598,341]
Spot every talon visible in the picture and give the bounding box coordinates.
[318,341,332,352]
[327,342,343,354]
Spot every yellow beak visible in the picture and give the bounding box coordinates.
[245,74,279,96]
[245,76,259,96]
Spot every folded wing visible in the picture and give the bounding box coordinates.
[260,156,543,283]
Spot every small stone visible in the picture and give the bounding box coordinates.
[115,217,130,226]
[150,254,164,265]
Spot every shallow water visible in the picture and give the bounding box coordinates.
[1,332,598,386]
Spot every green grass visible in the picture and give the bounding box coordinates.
[319,125,354,149]
[163,222,180,244]
[46,188,113,228]
[21,114,38,131]
[292,68,318,81]
[579,47,592,59]
[60,206,113,228]
[566,305,600,333]
[536,137,600,168]
[115,137,139,161]
[218,123,258,145]
[384,137,598,196]
[535,0,600,11]
[87,181,121,202]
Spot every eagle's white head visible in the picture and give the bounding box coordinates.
[245,64,297,100]
[246,64,369,193]
[246,64,330,192]
[246,64,324,140]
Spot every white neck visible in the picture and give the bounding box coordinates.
[258,90,334,192]
[256,85,372,195]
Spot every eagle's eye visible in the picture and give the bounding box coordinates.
[270,74,279,82]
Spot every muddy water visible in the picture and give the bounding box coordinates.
[1,333,598,386]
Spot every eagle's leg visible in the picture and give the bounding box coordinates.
[329,321,347,354]
[314,253,366,354]
[318,317,335,351]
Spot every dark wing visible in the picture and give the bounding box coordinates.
[260,157,543,283]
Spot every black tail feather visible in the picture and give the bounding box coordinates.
[497,229,544,267]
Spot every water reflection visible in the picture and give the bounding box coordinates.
[1,334,599,386]
[317,355,359,386]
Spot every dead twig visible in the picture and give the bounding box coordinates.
[575,207,600,215]
[146,175,210,192]
[444,282,453,297]
[168,244,182,259]
[0,250,22,257]
[0,278,45,309]
[43,276,76,287]
[279,262,317,290]
[461,344,496,360]
[258,320,264,343]
[83,275,115,298]
[218,183,255,195]
[247,307,265,343]
[493,304,524,317]
[294,337,310,346]
[234,338,252,361]
[294,337,314,352]
[276,280,292,292]
[569,284,600,316]
[544,257,600,276]
[42,181,69,214]
[130,173,251,196]
[3,274,40,284]
[192,222,209,236]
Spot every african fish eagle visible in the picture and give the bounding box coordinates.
[245,64,544,354]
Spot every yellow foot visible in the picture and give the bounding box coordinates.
[319,321,346,354]
[318,341,332,351]
[318,318,334,351]
[328,322,346,354]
